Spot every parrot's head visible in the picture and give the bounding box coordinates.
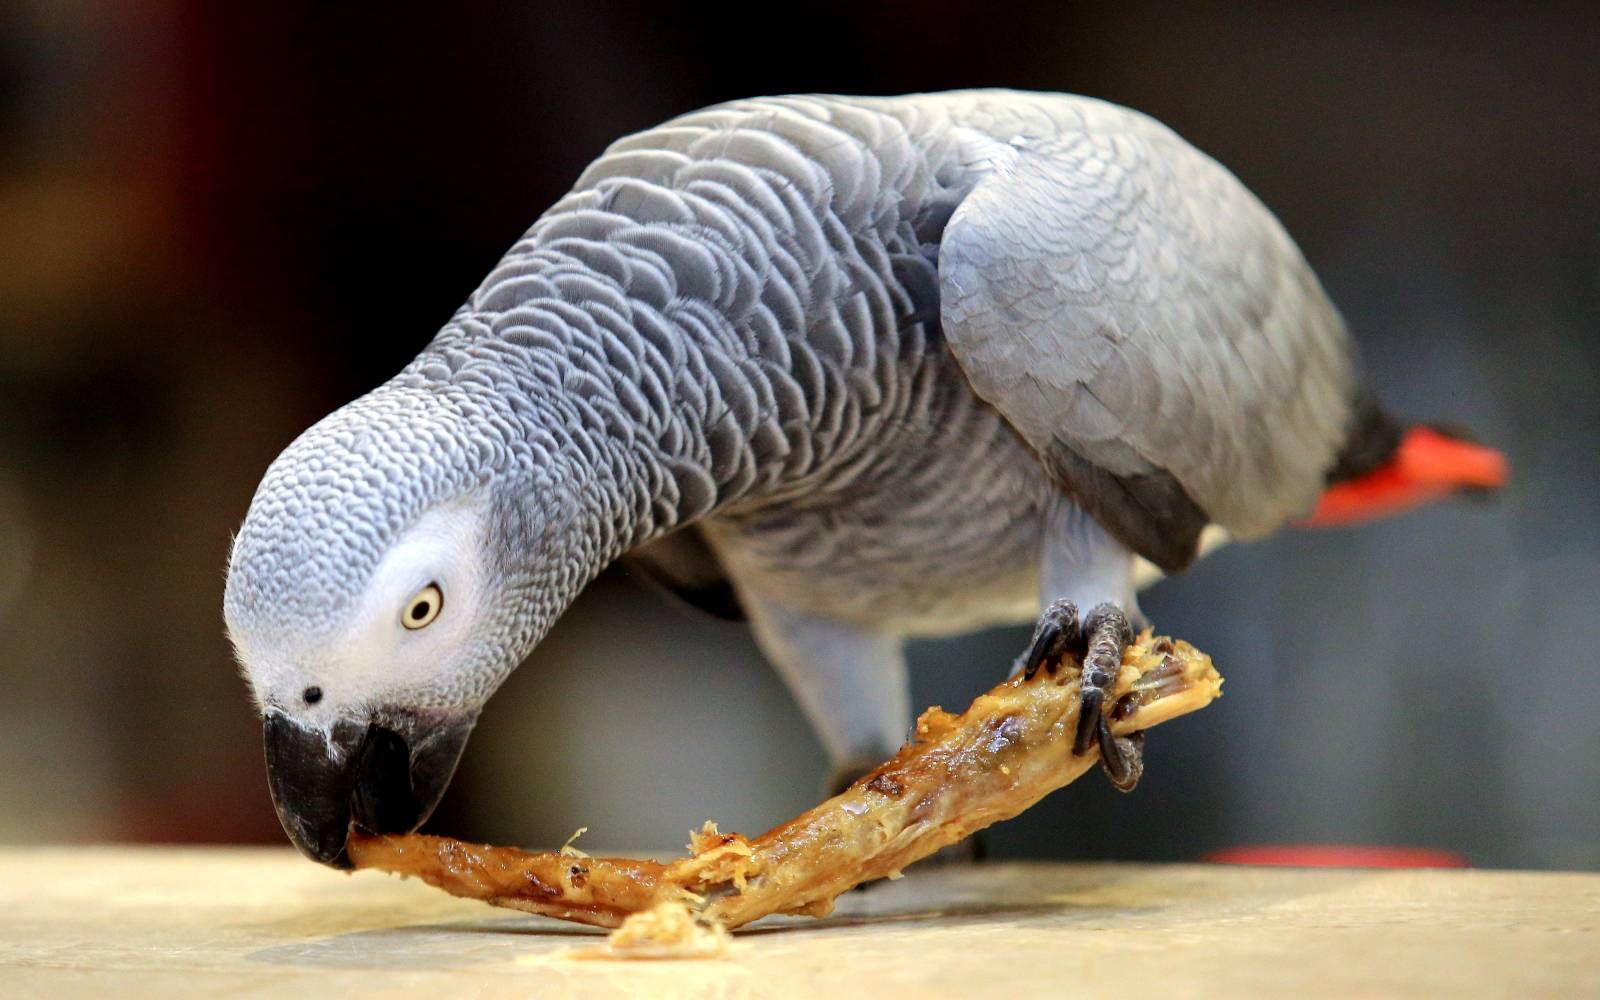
[224,383,585,867]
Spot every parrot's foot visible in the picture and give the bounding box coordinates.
[1019,599,1142,791]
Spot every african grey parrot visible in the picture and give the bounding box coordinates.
[223,90,1506,866]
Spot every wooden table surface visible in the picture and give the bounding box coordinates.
[1,847,1595,998]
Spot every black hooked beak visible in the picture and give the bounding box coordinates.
[262,709,476,868]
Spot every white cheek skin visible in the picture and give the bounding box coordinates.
[335,501,491,707]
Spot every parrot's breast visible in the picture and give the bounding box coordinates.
[699,347,1054,637]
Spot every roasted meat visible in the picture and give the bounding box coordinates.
[350,632,1222,932]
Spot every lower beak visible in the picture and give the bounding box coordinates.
[262,710,476,868]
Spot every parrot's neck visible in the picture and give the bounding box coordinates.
[418,260,799,564]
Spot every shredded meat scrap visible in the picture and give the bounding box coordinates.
[350,632,1222,932]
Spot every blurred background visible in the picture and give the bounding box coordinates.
[1,1,1596,869]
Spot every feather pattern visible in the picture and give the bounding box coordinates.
[408,93,1057,631]
[416,90,1355,626]
[936,98,1356,546]
[230,90,1365,675]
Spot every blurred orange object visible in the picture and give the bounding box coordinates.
[1205,844,1469,868]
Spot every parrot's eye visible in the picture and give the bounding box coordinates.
[402,583,443,630]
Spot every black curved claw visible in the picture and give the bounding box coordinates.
[1097,723,1145,792]
[1072,603,1132,751]
[1072,685,1105,755]
[1020,599,1146,790]
[1068,601,1145,796]
[1021,599,1082,680]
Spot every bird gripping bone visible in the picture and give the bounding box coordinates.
[350,631,1223,931]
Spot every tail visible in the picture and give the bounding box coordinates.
[1301,423,1510,529]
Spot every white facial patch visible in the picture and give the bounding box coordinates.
[332,498,491,705]
[237,496,493,720]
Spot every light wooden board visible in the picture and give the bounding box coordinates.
[1,847,1596,998]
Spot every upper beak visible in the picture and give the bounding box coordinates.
[262,709,476,868]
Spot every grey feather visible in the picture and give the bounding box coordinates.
[936,98,1356,554]
[228,89,1367,723]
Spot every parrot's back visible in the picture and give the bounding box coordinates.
[542,92,1090,631]
[428,91,1375,633]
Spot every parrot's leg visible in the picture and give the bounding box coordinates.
[743,594,911,790]
[1074,602,1139,781]
[1022,499,1146,791]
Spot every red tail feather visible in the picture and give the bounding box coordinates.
[1302,426,1509,528]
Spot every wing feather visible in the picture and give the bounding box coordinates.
[937,107,1354,562]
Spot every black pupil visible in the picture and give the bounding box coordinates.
[302,686,322,705]
[411,600,431,621]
